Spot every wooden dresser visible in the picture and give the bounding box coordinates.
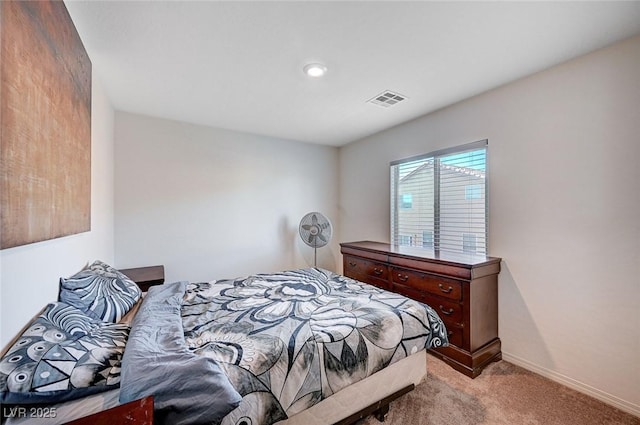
[340,241,501,378]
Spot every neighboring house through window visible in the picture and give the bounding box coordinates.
[390,140,488,255]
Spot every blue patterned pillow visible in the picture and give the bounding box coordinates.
[60,260,142,323]
[0,302,129,404]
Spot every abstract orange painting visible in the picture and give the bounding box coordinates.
[0,0,91,249]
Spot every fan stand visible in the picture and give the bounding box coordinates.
[310,225,319,267]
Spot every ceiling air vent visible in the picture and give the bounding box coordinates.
[367,90,407,108]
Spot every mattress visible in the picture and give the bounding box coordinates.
[2,350,426,425]
[3,268,447,424]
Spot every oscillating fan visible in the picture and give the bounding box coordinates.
[299,212,332,267]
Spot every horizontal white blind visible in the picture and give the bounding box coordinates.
[390,140,487,255]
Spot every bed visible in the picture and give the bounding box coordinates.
[1,263,448,424]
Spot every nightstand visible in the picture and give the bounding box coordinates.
[63,396,153,424]
[120,265,165,292]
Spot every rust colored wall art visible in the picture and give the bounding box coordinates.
[0,0,91,249]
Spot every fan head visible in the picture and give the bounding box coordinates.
[299,212,332,248]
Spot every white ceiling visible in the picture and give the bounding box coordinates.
[64,1,640,147]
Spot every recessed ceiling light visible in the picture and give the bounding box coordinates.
[303,63,327,78]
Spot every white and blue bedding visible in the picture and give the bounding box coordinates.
[121,268,448,425]
[2,267,448,425]
[0,261,139,405]
[0,302,129,405]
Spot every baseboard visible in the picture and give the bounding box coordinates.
[502,352,640,418]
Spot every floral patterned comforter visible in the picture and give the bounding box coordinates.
[181,268,448,425]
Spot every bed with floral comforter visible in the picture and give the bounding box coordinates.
[120,268,448,425]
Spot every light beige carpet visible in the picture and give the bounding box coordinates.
[360,356,639,425]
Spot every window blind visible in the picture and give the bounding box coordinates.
[390,140,487,255]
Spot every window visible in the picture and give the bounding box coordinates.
[390,140,487,255]
[422,230,434,248]
[463,233,477,254]
[465,184,483,200]
[400,193,413,209]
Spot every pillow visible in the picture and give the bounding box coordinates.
[0,302,129,404]
[60,260,142,323]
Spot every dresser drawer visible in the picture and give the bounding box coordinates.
[422,293,463,325]
[350,272,390,291]
[390,267,462,301]
[393,283,464,331]
[391,284,463,346]
[444,323,463,347]
[344,255,389,281]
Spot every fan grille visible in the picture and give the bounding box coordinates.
[299,212,332,248]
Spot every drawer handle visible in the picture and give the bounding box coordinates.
[439,305,454,316]
[438,283,453,294]
[373,268,383,275]
[397,274,409,282]
[447,330,454,337]
[349,261,357,267]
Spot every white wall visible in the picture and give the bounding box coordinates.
[114,112,339,283]
[339,35,640,415]
[0,75,115,348]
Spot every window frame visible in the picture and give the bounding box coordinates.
[390,139,488,255]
